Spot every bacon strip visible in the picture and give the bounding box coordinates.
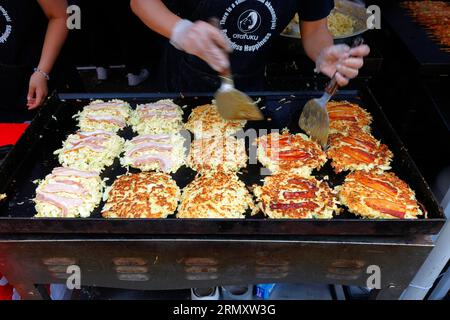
[283,190,315,199]
[340,136,377,150]
[86,102,125,110]
[358,177,398,197]
[42,182,87,195]
[340,146,375,163]
[85,115,126,127]
[71,135,107,146]
[52,167,98,178]
[365,198,406,219]
[52,179,85,189]
[287,178,318,189]
[274,137,293,147]
[262,136,293,150]
[132,154,172,171]
[329,114,358,122]
[327,103,354,111]
[64,142,106,153]
[36,192,83,216]
[138,103,177,111]
[140,110,180,119]
[276,150,311,161]
[127,142,173,157]
[270,202,319,211]
[77,130,113,138]
[130,134,171,144]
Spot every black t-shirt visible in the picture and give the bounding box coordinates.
[163,0,333,79]
[0,0,47,67]
[0,0,47,111]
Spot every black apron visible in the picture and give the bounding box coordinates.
[0,0,47,111]
[160,0,302,93]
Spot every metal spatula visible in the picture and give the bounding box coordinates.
[299,75,338,148]
[299,37,364,148]
[215,70,264,121]
[209,18,264,121]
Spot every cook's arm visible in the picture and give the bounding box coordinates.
[28,0,68,109]
[300,18,334,61]
[300,18,370,86]
[131,0,230,72]
[130,0,180,38]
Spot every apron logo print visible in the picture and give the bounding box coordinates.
[0,6,12,44]
[222,0,277,53]
[238,10,261,34]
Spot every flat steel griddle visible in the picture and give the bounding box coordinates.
[0,89,445,236]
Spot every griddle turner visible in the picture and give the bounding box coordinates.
[210,19,264,121]
[299,37,364,148]
[215,71,264,121]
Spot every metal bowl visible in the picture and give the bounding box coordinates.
[281,0,369,41]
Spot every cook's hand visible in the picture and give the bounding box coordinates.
[27,72,49,110]
[315,44,370,86]
[170,19,231,73]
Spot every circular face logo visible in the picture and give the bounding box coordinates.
[237,10,261,34]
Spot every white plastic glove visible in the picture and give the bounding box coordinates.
[315,44,370,86]
[170,19,231,73]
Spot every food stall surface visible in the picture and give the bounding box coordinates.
[0,90,445,300]
[0,91,444,235]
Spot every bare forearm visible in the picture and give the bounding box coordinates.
[131,0,181,39]
[37,16,68,74]
[300,19,333,62]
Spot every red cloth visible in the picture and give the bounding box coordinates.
[0,123,27,299]
[0,283,14,300]
[0,273,13,300]
[0,123,29,146]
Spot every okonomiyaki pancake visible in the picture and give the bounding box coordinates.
[327,101,372,134]
[102,172,180,219]
[185,104,246,139]
[327,129,393,173]
[187,136,247,173]
[338,170,424,219]
[256,131,327,176]
[130,99,184,135]
[55,130,124,173]
[34,167,103,218]
[120,133,186,173]
[75,99,131,133]
[177,172,254,219]
[253,174,339,219]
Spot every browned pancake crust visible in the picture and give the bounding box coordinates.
[102,172,180,218]
[253,174,339,219]
[338,170,424,219]
[327,101,372,134]
[327,129,393,173]
[256,132,327,176]
[187,136,247,173]
[177,172,253,219]
[185,104,246,139]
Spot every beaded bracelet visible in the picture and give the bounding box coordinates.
[33,68,50,80]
